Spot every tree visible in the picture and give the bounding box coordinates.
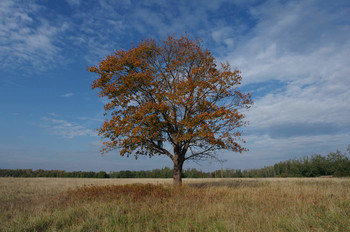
[89,35,252,184]
[97,171,109,178]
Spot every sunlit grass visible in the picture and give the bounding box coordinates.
[1,177,349,231]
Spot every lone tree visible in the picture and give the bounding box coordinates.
[89,35,252,184]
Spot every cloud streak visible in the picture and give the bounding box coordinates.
[0,0,70,71]
[41,117,97,138]
[62,92,74,98]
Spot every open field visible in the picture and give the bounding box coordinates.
[1,177,349,231]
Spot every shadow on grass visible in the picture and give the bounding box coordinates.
[187,179,267,188]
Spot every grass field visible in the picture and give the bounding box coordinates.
[1,177,349,231]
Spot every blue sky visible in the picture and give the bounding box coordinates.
[1,0,349,172]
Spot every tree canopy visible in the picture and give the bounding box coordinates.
[89,35,252,184]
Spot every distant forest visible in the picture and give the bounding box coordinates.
[1,148,350,178]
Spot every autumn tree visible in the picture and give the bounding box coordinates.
[89,35,252,184]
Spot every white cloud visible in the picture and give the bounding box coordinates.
[65,0,81,7]
[211,27,235,49]
[221,0,350,128]
[0,0,67,71]
[62,92,74,98]
[246,79,350,130]
[212,0,350,163]
[246,132,350,160]
[0,0,243,71]
[77,116,103,122]
[41,117,97,138]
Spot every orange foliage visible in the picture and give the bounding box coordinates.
[89,35,252,183]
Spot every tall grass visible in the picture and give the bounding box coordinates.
[1,178,349,231]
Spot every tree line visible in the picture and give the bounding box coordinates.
[1,148,349,178]
[250,149,350,178]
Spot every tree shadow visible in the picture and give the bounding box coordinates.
[186,179,267,188]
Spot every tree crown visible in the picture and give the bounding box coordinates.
[89,35,252,162]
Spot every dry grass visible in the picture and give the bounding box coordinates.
[1,177,349,231]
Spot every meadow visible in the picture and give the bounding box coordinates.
[0,177,349,231]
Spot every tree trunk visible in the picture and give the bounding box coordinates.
[173,154,184,185]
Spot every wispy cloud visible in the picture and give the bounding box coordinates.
[41,117,97,138]
[0,0,69,71]
[0,0,241,72]
[65,0,231,65]
[47,112,58,117]
[65,0,81,7]
[77,116,103,122]
[61,92,74,98]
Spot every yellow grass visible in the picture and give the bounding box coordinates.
[1,177,349,231]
